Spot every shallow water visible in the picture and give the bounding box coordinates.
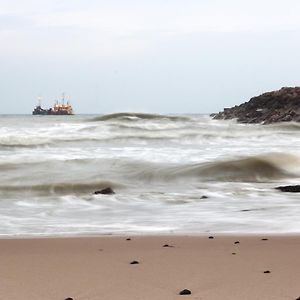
[0,113,300,237]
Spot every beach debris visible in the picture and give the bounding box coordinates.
[208,236,214,239]
[261,238,268,241]
[126,238,131,241]
[130,260,139,264]
[163,244,174,248]
[179,289,192,295]
[263,270,271,274]
[275,185,300,193]
[94,187,115,195]
[234,241,240,244]
[232,252,236,255]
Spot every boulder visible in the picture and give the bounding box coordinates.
[94,187,115,195]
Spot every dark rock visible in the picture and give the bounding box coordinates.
[208,236,214,239]
[263,270,271,274]
[94,187,115,195]
[200,195,209,199]
[232,252,236,255]
[275,185,300,193]
[64,298,74,300]
[212,87,300,124]
[261,238,268,241]
[241,209,251,212]
[130,260,139,264]
[295,297,300,300]
[163,244,174,248]
[179,289,192,295]
[234,241,240,244]
[126,238,131,241]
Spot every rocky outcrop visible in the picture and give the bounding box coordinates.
[212,87,300,124]
[275,185,300,193]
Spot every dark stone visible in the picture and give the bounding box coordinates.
[126,238,131,241]
[275,185,300,193]
[261,238,268,241]
[130,260,139,265]
[179,289,192,295]
[212,87,300,124]
[264,270,271,274]
[65,298,74,300]
[232,252,236,255]
[163,244,174,248]
[295,297,300,300]
[94,187,115,195]
[208,236,214,239]
[234,241,240,244]
[241,209,251,212]
[200,195,209,199]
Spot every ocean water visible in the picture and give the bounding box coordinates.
[1,113,300,237]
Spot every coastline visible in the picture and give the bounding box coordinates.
[1,235,299,300]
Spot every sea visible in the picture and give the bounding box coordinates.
[1,113,300,237]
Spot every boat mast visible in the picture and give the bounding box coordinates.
[62,92,65,105]
[37,96,42,107]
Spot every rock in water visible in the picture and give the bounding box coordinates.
[212,87,300,124]
[179,289,192,295]
[94,187,115,195]
[275,185,300,193]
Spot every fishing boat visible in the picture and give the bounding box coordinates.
[32,94,74,115]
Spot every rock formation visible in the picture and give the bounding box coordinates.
[212,87,300,124]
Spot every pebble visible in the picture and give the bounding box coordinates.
[64,298,74,300]
[179,289,192,295]
[163,244,174,248]
[130,260,139,265]
[208,236,214,239]
[234,241,240,244]
[263,270,271,274]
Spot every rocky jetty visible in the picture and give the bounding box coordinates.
[212,87,300,124]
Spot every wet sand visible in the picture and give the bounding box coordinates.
[0,235,299,300]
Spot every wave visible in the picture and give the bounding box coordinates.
[120,153,300,183]
[171,153,298,182]
[266,122,300,131]
[88,112,190,122]
[1,154,299,198]
[0,180,121,195]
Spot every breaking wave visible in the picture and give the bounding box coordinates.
[0,181,121,196]
[1,153,299,198]
[171,153,299,182]
[89,112,190,122]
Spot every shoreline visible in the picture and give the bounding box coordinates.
[1,235,299,300]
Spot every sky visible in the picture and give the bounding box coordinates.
[1,0,300,114]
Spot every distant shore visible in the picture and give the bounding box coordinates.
[1,235,299,300]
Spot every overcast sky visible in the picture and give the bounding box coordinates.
[1,0,300,114]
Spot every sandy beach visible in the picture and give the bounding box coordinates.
[0,235,299,300]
